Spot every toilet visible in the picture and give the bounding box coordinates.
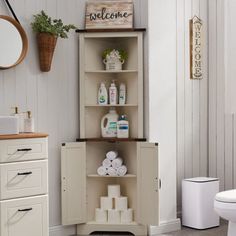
[214,189,236,236]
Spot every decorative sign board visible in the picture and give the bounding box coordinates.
[190,16,203,80]
[85,1,133,29]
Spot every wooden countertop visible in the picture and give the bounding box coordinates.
[0,133,48,140]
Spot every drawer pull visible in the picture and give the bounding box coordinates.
[18,208,33,212]
[17,148,32,152]
[17,171,32,176]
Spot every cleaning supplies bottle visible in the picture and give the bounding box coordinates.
[24,111,35,133]
[119,83,126,105]
[101,108,119,137]
[109,80,117,105]
[98,82,108,105]
[117,115,129,138]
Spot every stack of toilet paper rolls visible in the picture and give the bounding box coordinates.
[97,151,128,176]
[95,184,133,224]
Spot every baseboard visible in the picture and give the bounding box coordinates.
[149,218,181,235]
[49,225,76,236]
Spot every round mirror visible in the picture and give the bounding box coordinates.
[0,15,28,69]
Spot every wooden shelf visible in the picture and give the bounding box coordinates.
[0,133,48,140]
[85,104,138,107]
[76,138,147,143]
[85,70,138,73]
[76,28,146,33]
[87,174,136,178]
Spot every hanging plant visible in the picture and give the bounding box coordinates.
[31,10,77,72]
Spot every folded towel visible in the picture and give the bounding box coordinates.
[106,151,118,161]
[97,166,108,176]
[107,167,118,176]
[112,157,123,169]
[102,158,112,168]
[117,165,127,176]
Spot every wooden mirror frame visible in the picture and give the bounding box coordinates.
[0,15,28,70]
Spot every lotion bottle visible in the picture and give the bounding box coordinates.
[11,106,20,134]
[119,83,126,105]
[109,80,118,105]
[24,111,35,133]
[98,82,108,105]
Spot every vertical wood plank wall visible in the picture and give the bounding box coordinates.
[0,0,147,228]
[176,0,208,209]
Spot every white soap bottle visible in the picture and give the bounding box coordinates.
[11,106,20,134]
[24,111,35,133]
[98,82,108,105]
[119,83,126,105]
[109,80,118,105]
[117,115,129,138]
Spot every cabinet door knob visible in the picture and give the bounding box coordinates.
[17,171,32,176]
[17,148,32,152]
[18,208,33,212]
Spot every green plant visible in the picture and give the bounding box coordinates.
[31,10,77,38]
[102,49,128,61]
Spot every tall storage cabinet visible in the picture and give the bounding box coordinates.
[61,30,160,235]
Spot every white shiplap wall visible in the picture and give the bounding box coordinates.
[0,0,147,229]
[176,0,208,209]
[209,0,236,192]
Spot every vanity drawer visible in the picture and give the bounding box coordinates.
[0,195,48,236]
[0,160,48,200]
[0,138,48,163]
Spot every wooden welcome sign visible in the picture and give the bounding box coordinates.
[85,1,133,29]
[190,16,203,80]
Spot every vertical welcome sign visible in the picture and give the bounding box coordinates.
[190,16,203,80]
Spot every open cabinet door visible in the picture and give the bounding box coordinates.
[137,142,159,226]
[61,142,86,225]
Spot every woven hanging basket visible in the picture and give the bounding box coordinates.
[36,33,57,72]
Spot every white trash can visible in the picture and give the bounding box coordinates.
[182,177,220,229]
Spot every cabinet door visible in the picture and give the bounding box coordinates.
[61,142,86,225]
[137,142,159,226]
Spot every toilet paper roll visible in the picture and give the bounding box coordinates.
[108,209,120,224]
[120,209,133,223]
[107,167,118,176]
[111,157,123,169]
[108,185,120,198]
[116,165,127,176]
[100,196,113,210]
[115,197,128,210]
[95,208,107,222]
[97,166,108,176]
[106,151,118,161]
[102,158,112,168]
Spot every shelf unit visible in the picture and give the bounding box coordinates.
[61,30,160,236]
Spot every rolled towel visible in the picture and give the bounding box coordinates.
[106,151,118,161]
[107,167,118,176]
[117,165,127,176]
[102,158,112,168]
[97,166,108,176]
[111,157,123,169]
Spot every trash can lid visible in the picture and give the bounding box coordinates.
[183,177,219,183]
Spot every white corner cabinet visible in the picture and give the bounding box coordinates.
[61,30,160,235]
[0,133,49,236]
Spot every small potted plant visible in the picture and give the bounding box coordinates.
[102,49,128,71]
[31,10,76,72]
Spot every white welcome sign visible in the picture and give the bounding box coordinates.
[190,16,203,80]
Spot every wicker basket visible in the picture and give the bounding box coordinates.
[36,33,57,72]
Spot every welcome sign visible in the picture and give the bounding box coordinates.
[190,16,203,80]
[85,1,133,29]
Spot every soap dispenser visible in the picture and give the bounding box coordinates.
[24,111,35,133]
[12,106,24,133]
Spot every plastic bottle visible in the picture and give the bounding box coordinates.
[98,82,108,105]
[101,108,119,137]
[119,83,126,105]
[117,115,129,138]
[109,80,118,105]
[11,106,20,134]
